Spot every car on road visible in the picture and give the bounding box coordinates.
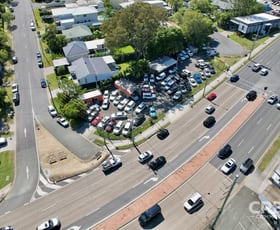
[30,20,36,31]
[138,204,161,226]
[36,218,61,230]
[149,106,157,119]
[184,192,203,213]
[48,105,57,118]
[218,144,232,159]
[57,117,69,128]
[37,58,43,68]
[11,83,19,93]
[12,56,17,64]
[138,150,153,163]
[113,121,125,135]
[203,116,216,128]
[260,68,268,76]
[91,114,103,126]
[240,158,254,175]
[252,63,261,72]
[111,111,127,120]
[205,105,215,114]
[133,114,145,127]
[157,129,169,140]
[149,156,166,170]
[207,92,217,101]
[221,158,236,174]
[0,226,13,230]
[102,99,110,110]
[102,157,122,173]
[135,102,146,114]
[267,95,278,105]
[122,120,132,136]
[246,90,257,101]
[40,78,47,88]
[230,74,240,82]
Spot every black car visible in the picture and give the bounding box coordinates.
[208,64,216,74]
[218,144,232,159]
[149,156,166,170]
[246,90,257,101]
[37,58,43,68]
[240,158,254,175]
[203,116,216,128]
[40,78,47,88]
[157,128,169,140]
[230,74,239,82]
[167,85,179,95]
[12,56,17,64]
[133,114,145,126]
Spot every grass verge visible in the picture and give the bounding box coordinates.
[0,151,14,188]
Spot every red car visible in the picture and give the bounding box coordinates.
[91,114,103,126]
[207,92,217,101]
[105,119,117,132]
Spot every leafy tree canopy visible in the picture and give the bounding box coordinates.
[232,0,264,16]
[101,2,167,59]
[190,0,215,14]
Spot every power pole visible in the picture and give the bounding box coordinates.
[209,174,239,229]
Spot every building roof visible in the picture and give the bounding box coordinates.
[85,39,105,50]
[211,0,232,10]
[81,89,102,100]
[53,58,69,67]
[62,25,92,40]
[52,5,98,17]
[120,0,171,10]
[149,56,177,73]
[63,41,88,57]
[232,13,280,25]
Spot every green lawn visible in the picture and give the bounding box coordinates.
[0,151,14,188]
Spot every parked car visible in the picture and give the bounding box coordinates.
[11,83,19,93]
[124,100,136,113]
[277,100,280,110]
[205,105,215,114]
[203,116,216,128]
[110,90,118,102]
[167,85,179,95]
[267,95,278,104]
[193,73,202,84]
[105,119,116,132]
[157,129,169,140]
[218,144,232,159]
[138,204,161,226]
[182,69,191,77]
[149,106,157,119]
[97,116,110,129]
[156,72,166,81]
[113,95,123,106]
[207,92,217,101]
[13,92,20,106]
[138,150,153,163]
[48,105,57,118]
[240,158,254,175]
[30,20,36,31]
[135,102,147,114]
[102,99,110,110]
[173,91,182,101]
[36,218,61,230]
[221,158,236,174]
[103,90,109,100]
[133,114,145,126]
[189,78,197,88]
[111,111,127,120]
[117,98,129,110]
[143,73,149,82]
[122,120,132,136]
[246,90,257,101]
[260,68,268,76]
[12,56,17,64]
[184,192,203,213]
[57,117,69,128]
[230,74,240,82]
[0,137,8,147]
[149,156,166,170]
[113,121,125,135]
[102,157,122,173]
[37,58,43,68]
[40,78,47,88]
[252,63,261,72]
[91,114,103,126]
[208,64,216,74]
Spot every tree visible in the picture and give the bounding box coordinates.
[166,0,184,13]
[127,59,149,80]
[232,0,264,16]
[190,0,214,14]
[216,12,233,29]
[0,49,8,64]
[101,2,167,59]
[42,24,66,53]
[62,99,87,120]
[147,26,184,59]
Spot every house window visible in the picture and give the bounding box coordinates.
[241,25,245,31]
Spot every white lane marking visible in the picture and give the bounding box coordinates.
[238,222,246,230]
[24,128,27,138]
[41,203,56,212]
[248,146,254,154]
[39,174,61,189]
[36,186,48,196]
[199,135,210,142]
[67,226,81,230]
[266,124,272,131]
[257,118,262,125]
[144,177,158,184]
[238,139,244,147]
[26,166,29,179]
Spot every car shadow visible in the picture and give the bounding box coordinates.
[140,213,165,229]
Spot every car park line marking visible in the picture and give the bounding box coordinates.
[266,123,272,131]
[238,139,244,147]
[26,166,29,179]
[238,221,246,230]
[144,177,158,184]
[199,135,210,142]
[257,118,262,125]
[36,186,48,196]
[248,146,254,154]
[39,174,61,189]
[24,128,27,138]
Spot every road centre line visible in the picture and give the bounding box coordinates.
[257,118,262,125]
[266,123,272,131]
[41,203,56,212]
[248,146,254,154]
[238,139,244,147]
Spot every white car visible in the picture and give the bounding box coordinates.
[30,20,36,31]
[221,158,236,174]
[57,117,69,128]
[48,105,57,118]
[113,95,123,106]
[11,83,19,93]
[267,95,278,105]
[102,99,110,110]
[103,90,110,100]
[117,98,129,110]
[113,121,125,135]
[135,102,146,114]
[260,68,268,76]
[182,69,191,77]
[124,100,136,113]
[102,157,122,173]
[277,100,280,110]
[189,78,197,87]
[138,150,153,163]
[122,120,132,136]
[111,111,127,120]
[36,218,61,230]
[184,192,203,213]
[204,68,211,77]
[110,90,118,102]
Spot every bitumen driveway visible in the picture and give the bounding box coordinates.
[210,32,246,57]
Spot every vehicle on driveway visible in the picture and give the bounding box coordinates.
[205,105,215,114]
[138,150,153,163]
[57,117,69,128]
[0,137,7,147]
[246,90,257,101]
[230,74,240,82]
[48,105,57,118]
[207,92,217,101]
[221,158,236,174]
[184,192,203,213]
[149,106,157,119]
[149,156,166,170]
[252,63,261,72]
[157,129,169,140]
[203,116,216,128]
[102,157,122,174]
[267,95,278,104]
[240,158,254,175]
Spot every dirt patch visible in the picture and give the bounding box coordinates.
[36,124,109,183]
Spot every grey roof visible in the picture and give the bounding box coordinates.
[232,13,280,25]
[149,56,177,73]
[211,0,232,10]
[62,25,92,40]
[53,58,69,67]
[63,41,88,57]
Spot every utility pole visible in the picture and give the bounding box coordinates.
[248,26,261,60]
[210,174,239,229]
[203,78,208,97]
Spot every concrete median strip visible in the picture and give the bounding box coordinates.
[92,96,264,230]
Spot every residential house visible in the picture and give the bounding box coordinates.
[85,39,106,54]
[62,24,92,41]
[63,41,89,63]
[118,0,171,12]
[68,56,119,86]
[51,5,101,31]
